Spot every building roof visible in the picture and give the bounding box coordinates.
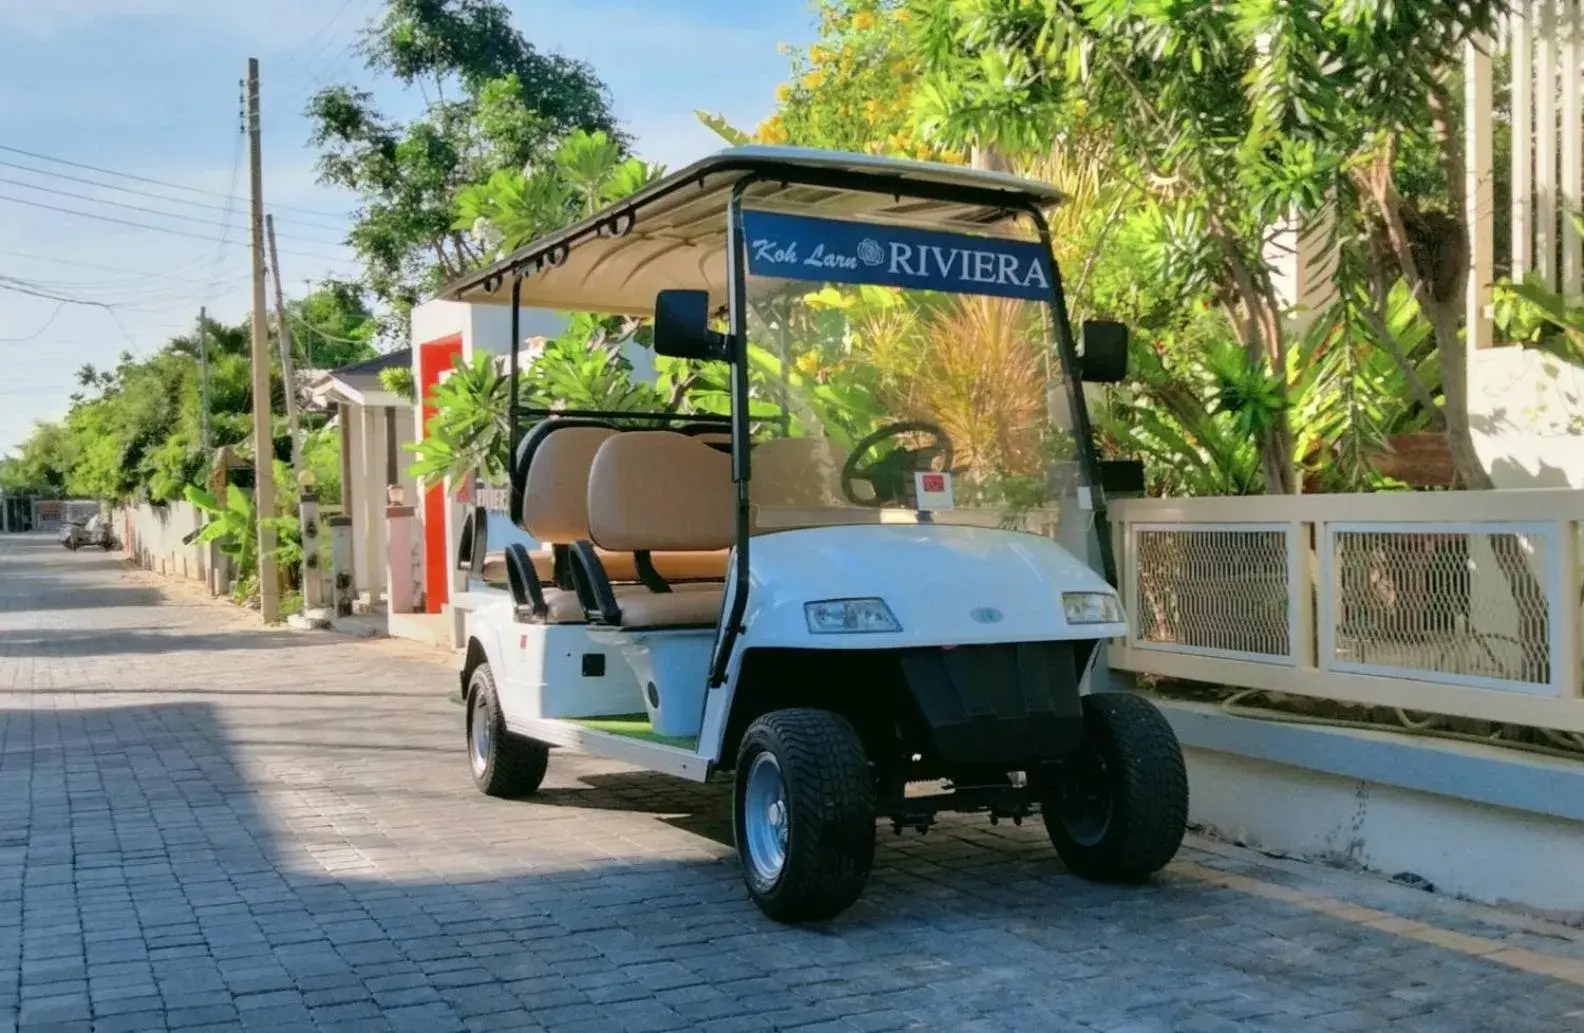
[312,348,412,410]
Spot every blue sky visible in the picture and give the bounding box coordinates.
[0,0,817,455]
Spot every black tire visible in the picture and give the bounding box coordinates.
[465,663,549,797]
[734,708,875,923]
[1042,692,1188,882]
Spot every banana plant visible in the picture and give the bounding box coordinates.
[184,483,259,574]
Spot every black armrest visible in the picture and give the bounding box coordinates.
[457,507,477,572]
[459,505,489,573]
[569,540,622,625]
[504,543,547,622]
[633,551,671,593]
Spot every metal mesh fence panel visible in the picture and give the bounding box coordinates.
[1132,526,1294,662]
[1326,524,1556,691]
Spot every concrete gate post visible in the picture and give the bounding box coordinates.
[327,515,355,617]
[299,485,326,613]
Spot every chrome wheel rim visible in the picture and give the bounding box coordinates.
[469,692,491,777]
[742,751,789,884]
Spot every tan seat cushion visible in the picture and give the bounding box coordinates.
[600,549,729,583]
[588,432,734,552]
[520,426,617,543]
[543,589,584,623]
[614,587,725,628]
[479,555,508,584]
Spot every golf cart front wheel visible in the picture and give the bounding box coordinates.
[466,663,549,798]
[734,708,875,923]
[1043,692,1188,882]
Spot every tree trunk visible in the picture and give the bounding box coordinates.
[1426,304,1492,490]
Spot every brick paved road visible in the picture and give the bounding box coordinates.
[3,532,1583,1033]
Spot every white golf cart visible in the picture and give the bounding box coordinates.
[442,147,1187,923]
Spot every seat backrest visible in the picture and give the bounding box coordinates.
[750,436,847,508]
[518,423,618,544]
[587,431,734,552]
[510,418,614,535]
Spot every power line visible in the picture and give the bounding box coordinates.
[276,0,364,81]
[0,301,66,343]
[0,274,228,315]
[0,247,229,285]
[0,174,348,247]
[0,142,351,221]
[282,0,380,104]
[289,309,369,345]
[202,121,248,309]
[0,193,356,266]
[0,157,348,233]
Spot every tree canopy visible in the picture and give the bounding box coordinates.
[307,0,618,315]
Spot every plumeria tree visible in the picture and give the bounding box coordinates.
[453,129,665,255]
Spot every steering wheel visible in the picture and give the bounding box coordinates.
[841,421,955,508]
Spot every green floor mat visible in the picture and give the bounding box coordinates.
[567,715,697,750]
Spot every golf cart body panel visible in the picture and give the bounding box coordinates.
[729,523,1122,651]
[440,146,1187,921]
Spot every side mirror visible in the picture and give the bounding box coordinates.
[654,290,730,361]
[1079,320,1128,383]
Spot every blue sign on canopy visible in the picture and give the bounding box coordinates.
[741,210,1053,302]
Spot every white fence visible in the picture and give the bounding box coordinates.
[1110,490,1584,732]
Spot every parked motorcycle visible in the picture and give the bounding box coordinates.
[57,521,89,551]
[57,515,115,551]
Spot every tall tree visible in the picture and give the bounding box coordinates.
[308,0,619,314]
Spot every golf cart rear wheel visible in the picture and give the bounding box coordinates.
[1043,693,1187,883]
[734,708,875,923]
[466,663,548,798]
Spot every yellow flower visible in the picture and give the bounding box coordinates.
[757,116,788,144]
[864,99,882,120]
[851,10,876,30]
[795,351,822,375]
[776,82,792,102]
[802,69,826,90]
[895,8,912,22]
[809,44,829,64]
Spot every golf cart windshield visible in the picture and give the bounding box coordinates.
[740,210,1074,535]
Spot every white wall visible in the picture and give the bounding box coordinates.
[1471,347,1584,488]
[115,501,207,583]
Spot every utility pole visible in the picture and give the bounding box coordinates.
[265,213,302,477]
[247,57,279,622]
[197,306,211,450]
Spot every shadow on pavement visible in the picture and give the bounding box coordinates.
[0,627,347,658]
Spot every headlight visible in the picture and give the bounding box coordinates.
[1062,591,1123,625]
[804,598,901,634]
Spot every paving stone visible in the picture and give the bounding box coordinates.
[3,533,1584,1033]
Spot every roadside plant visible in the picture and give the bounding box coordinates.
[184,483,259,576]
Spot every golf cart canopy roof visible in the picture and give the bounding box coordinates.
[439,145,1065,316]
